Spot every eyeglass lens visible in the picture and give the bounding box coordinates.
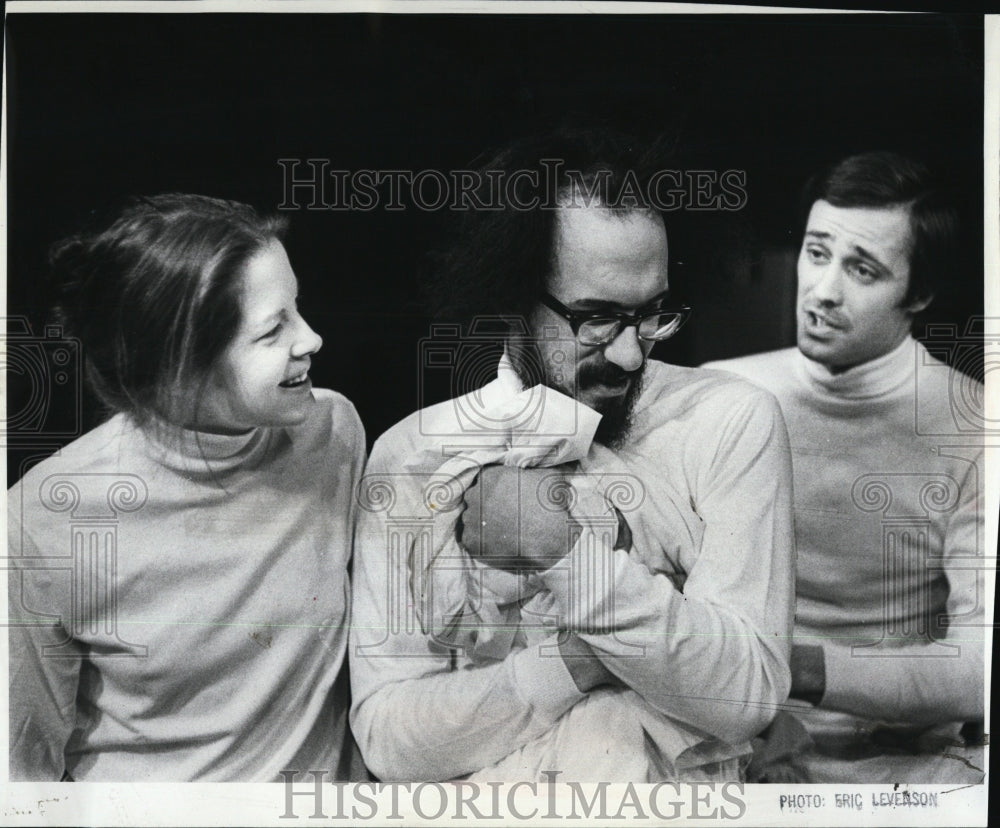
[577,312,684,345]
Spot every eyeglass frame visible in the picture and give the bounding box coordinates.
[538,291,692,345]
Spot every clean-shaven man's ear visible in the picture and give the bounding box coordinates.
[907,292,934,316]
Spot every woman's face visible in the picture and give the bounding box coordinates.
[192,239,323,434]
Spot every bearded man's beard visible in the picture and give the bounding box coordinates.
[510,343,644,449]
[588,368,644,449]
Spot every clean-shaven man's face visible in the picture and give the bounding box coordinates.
[796,199,929,373]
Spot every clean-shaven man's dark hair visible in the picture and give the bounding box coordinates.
[801,151,957,309]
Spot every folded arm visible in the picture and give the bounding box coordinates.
[813,451,986,724]
[349,445,590,782]
[539,389,796,746]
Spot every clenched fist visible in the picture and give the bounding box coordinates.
[459,465,582,571]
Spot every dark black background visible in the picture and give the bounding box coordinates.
[4,11,985,481]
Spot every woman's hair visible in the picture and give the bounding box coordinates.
[51,193,288,425]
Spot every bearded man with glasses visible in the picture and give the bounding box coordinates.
[349,129,795,783]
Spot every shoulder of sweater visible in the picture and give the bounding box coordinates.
[367,394,460,470]
[911,340,982,393]
[368,365,788,469]
[9,414,131,494]
[7,415,145,537]
[700,348,796,390]
[644,357,786,414]
[909,342,984,438]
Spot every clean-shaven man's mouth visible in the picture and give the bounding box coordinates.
[803,309,846,334]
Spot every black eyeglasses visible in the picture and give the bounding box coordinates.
[539,292,691,346]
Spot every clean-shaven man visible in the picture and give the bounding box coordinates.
[707,151,985,782]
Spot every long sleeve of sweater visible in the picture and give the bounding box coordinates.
[706,342,987,729]
[820,445,985,724]
[7,505,83,780]
[350,366,796,780]
[7,390,365,781]
[540,387,795,746]
[348,436,586,782]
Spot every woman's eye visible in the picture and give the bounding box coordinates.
[805,247,827,263]
[259,324,282,342]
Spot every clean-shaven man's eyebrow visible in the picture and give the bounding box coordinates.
[804,230,891,272]
[804,229,832,243]
[846,243,891,272]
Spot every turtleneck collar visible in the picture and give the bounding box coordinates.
[129,416,272,477]
[795,335,916,402]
